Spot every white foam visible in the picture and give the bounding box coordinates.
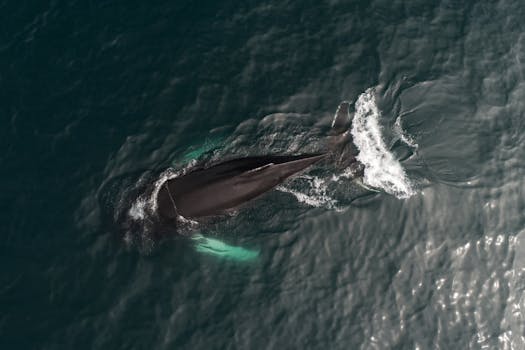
[277,175,339,209]
[127,165,195,224]
[128,197,148,220]
[350,88,415,198]
[149,168,179,212]
[149,167,203,226]
[394,114,418,150]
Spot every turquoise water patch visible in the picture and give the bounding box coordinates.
[180,135,225,162]
[191,234,259,262]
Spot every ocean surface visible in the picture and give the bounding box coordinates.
[2,0,525,349]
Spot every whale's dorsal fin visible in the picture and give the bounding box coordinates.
[331,101,352,134]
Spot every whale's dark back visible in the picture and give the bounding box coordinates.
[180,154,322,183]
[156,154,326,220]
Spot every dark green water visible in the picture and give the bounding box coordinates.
[2,0,525,349]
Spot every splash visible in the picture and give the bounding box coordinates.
[351,88,415,198]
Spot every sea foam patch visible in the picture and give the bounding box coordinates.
[277,175,339,209]
[351,88,415,199]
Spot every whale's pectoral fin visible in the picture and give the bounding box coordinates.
[191,234,260,262]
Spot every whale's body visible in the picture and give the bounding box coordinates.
[157,153,326,219]
[155,101,360,222]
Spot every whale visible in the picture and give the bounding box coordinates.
[156,153,327,220]
[104,101,367,260]
[155,101,362,222]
